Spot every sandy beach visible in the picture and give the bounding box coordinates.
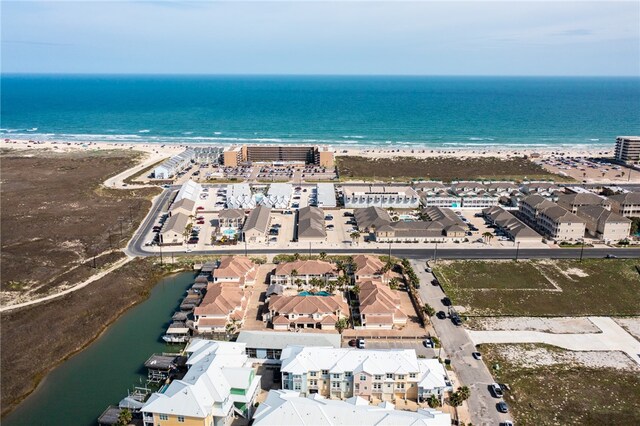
[0,137,615,160]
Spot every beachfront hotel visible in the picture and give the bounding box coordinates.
[222,145,334,167]
[614,136,640,165]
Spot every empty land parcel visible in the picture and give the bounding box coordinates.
[0,149,160,305]
[336,156,569,181]
[434,259,640,316]
[478,343,640,425]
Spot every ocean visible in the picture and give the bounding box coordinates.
[1,75,639,149]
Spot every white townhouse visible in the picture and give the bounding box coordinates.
[343,185,420,209]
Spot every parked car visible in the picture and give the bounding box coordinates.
[489,383,503,398]
[451,315,462,326]
[436,311,447,320]
[197,206,205,210]
[431,279,439,286]
[441,297,451,306]
[348,339,357,347]
[501,421,514,426]
[357,338,366,349]
[605,254,618,259]
[472,352,482,360]
[425,266,432,273]
[325,215,334,220]
[423,338,434,348]
[497,401,509,413]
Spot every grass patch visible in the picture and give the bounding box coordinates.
[480,344,640,425]
[336,156,571,182]
[434,259,640,316]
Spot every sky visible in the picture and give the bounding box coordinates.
[1,1,639,76]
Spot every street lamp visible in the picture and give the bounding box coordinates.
[433,242,438,263]
[388,241,392,261]
[579,240,585,262]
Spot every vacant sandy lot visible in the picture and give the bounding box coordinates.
[467,317,601,334]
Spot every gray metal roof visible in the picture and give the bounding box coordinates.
[236,331,341,350]
[243,205,271,233]
[298,206,326,239]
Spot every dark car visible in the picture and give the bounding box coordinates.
[497,401,509,413]
[441,297,451,306]
[436,311,447,320]
[451,316,463,326]
[187,238,199,244]
[431,279,439,286]
[348,339,357,347]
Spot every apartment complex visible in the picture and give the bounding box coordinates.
[217,209,245,228]
[608,192,640,217]
[353,206,392,231]
[212,257,257,286]
[343,185,420,208]
[352,255,389,284]
[142,340,261,426]
[270,260,340,288]
[575,205,631,243]
[482,206,541,243]
[222,145,334,167]
[194,283,248,333]
[280,347,449,403]
[153,148,195,179]
[614,136,640,165]
[357,280,408,329]
[557,193,611,213]
[265,295,349,330]
[242,205,272,243]
[297,206,327,242]
[375,221,466,243]
[253,390,451,426]
[520,195,586,241]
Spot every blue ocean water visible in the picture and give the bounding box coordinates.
[1,74,639,149]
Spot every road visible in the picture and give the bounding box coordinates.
[412,260,511,426]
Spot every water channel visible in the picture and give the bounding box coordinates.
[4,272,193,426]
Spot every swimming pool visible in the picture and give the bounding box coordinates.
[399,214,416,221]
[222,228,237,237]
[298,291,331,296]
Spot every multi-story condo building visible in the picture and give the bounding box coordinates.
[557,193,611,213]
[280,347,449,403]
[608,192,640,217]
[253,390,451,426]
[193,283,248,333]
[265,295,349,330]
[352,255,389,284]
[357,280,407,329]
[482,206,541,243]
[270,260,340,288]
[520,195,586,241]
[153,148,195,179]
[212,257,257,286]
[142,339,261,426]
[614,136,640,165]
[343,185,420,209]
[575,205,632,243]
[217,209,246,229]
[519,182,562,199]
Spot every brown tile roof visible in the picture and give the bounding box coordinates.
[197,318,228,327]
[213,256,256,284]
[352,255,385,277]
[358,280,401,316]
[268,295,348,315]
[274,260,338,276]
[194,283,247,316]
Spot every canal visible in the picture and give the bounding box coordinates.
[3,272,194,426]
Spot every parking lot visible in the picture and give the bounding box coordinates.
[347,338,439,358]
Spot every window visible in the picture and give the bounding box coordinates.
[332,382,341,389]
[409,373,416,379]
[159,414,168,420]
[373,383,382,390]
[310,371,317,377]
[386,373,393,379]
[178,416,185,423]
[397,383,405,389]
[322,370,329,376]
[360,375,367,381]
[309,379,317,386]
[344,371,352,377]
[397,375,405,380]
[294,383,301,391]
[332,374,340,379]
[374,375,382,381]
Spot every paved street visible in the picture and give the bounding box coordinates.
[412,260,512,426]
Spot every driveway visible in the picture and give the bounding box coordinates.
[468,316,640,366]
[412,259,510,426]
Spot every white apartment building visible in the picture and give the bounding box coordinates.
[280,346,450,403]
[343,185,420,208]
[142,340,261,426]
[608,192,640,217]
[226,183,256,209]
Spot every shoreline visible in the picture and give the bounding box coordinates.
[0,266,189,419]
[1,137,616,160]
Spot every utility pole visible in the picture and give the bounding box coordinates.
[579,240,585,262]
[515,241,521,262]
[388,241,392,261]
[309,242,312,257]
[243,232,247,257]
[433,242,438,263]
[159,244,163,265]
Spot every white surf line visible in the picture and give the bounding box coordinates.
[468,316,640,366]
[1,255,135,313]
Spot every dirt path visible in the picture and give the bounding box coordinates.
[468,317,640,367]
[1,255,135,312]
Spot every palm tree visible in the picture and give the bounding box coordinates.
[388,277,400,290]
[116,408,132,426]
[427,394,441,408]
[351,284,360,297]
[482,232,493,244]
[295,278,304,291]
[422,303,436,317]
[459,386,471,401]
[335,317,349,334]
[294,252,301,260]
[319,251,327,260]
[350,231,361,245]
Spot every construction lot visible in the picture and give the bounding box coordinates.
[433,259,640,316]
